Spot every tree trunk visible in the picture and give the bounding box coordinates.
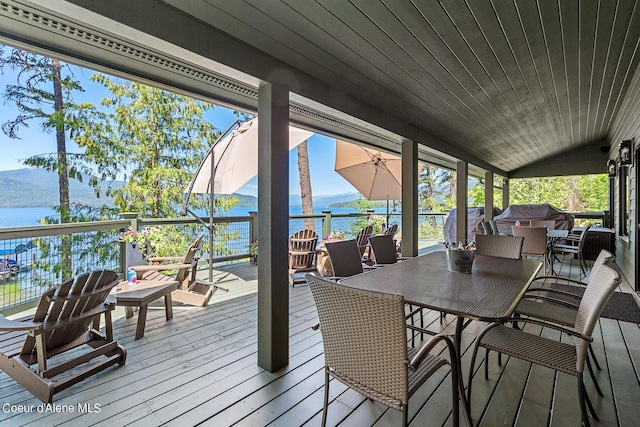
[297,140,314,232]
[52,59,72,279]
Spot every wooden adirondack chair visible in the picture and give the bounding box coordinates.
[132,235,214,307]
[355,224,374,262]
[288,229,319,286]
[0,269,126,403]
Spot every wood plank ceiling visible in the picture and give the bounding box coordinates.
[163,0,640,174]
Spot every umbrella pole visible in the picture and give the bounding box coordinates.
[386,199,390,229]
[198,151,229,292]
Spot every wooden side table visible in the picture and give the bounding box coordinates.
[112,280,178,340]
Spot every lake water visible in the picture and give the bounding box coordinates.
[0,206,396,230]
[0,207,58,228]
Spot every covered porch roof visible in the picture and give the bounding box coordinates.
[0,0,637,377]
[4,0,638,177]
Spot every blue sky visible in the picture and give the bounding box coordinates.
[0,62,357,197]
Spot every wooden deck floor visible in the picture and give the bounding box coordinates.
[0,253,639,426]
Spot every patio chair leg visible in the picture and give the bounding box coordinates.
[322,369,329,427]
[449,362,460,427]
[588,345,601,370]
[578,377,591,427]
[498,352,502,366]
[484,349,490,380]
[402,405,408,427]
[586,355,603,397]
[467,337,481,406]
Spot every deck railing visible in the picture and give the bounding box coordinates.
[0,210,450,313]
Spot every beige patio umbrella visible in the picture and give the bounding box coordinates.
[334,140,422,224]
[183,118,313,288]
[188,118,314,195]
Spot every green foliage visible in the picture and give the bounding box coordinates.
[508,175,608,212]
[346,196,385,236]
[418,217,443,240]
[470,174,608,213]
[74,74,221,217]
[0,47,97,278]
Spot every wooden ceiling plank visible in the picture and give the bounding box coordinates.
[591,0,637,137]
[558,0,581,146]
[462,1,555,157]
[538,0,573,149]
[261,0,488,149]
[514,0,568,153]
[343,0,515,144]
[442,0,555,160]
[492,0,564,157]
[207,0,413,118]
[610,62,640,143]
[586,0,617,139]
[402,0,536,161]
[577,0,598,144]
[349,0,528,168]
[315,0,518,164]
[467,0,556,159]
[600,0,640,134]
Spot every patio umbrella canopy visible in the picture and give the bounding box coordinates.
[189,118,314,195]
[335,140,403,201]
[334,140,422,223]
[183,117,313,288]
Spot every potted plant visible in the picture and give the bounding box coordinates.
[249,240,258,264]
[324,230,347,242]
[118,227,157,269]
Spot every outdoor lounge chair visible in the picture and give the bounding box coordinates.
[355,225,373,262]
[552,225,591,277]
[288,229,319,286]
[480,221,494,235]
[131,234,214,307]
[0,269,126,402]
[475,234,524,259]
[306,274,467,427]
[324,239,372,279]
[513,250,616,376]
[384,223,398,237]
[368,234,411,267]
[467,261,621,427]
[512,226,548,274]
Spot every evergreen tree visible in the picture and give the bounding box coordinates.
[297,141,314,231]
[75,74,221,217]
[0,46,95,279]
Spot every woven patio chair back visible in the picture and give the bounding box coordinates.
[475,234,523,259]
[368,234,399,265]
[512,226,547,257]
[480,221,494,235]
[325,239,364,278]
[530,220,556,229]
[308,276,409,407]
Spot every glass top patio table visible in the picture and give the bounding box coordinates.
[340,252,541,322]
[339,251,540,416]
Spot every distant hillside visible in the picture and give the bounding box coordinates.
[216,193,257,208]
[0,168,368,209]
[0,168,123,208]
[329,200,386,208]
[289,192,360,207]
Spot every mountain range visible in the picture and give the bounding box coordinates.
[0,168,124,208]
[0,169,363,208]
